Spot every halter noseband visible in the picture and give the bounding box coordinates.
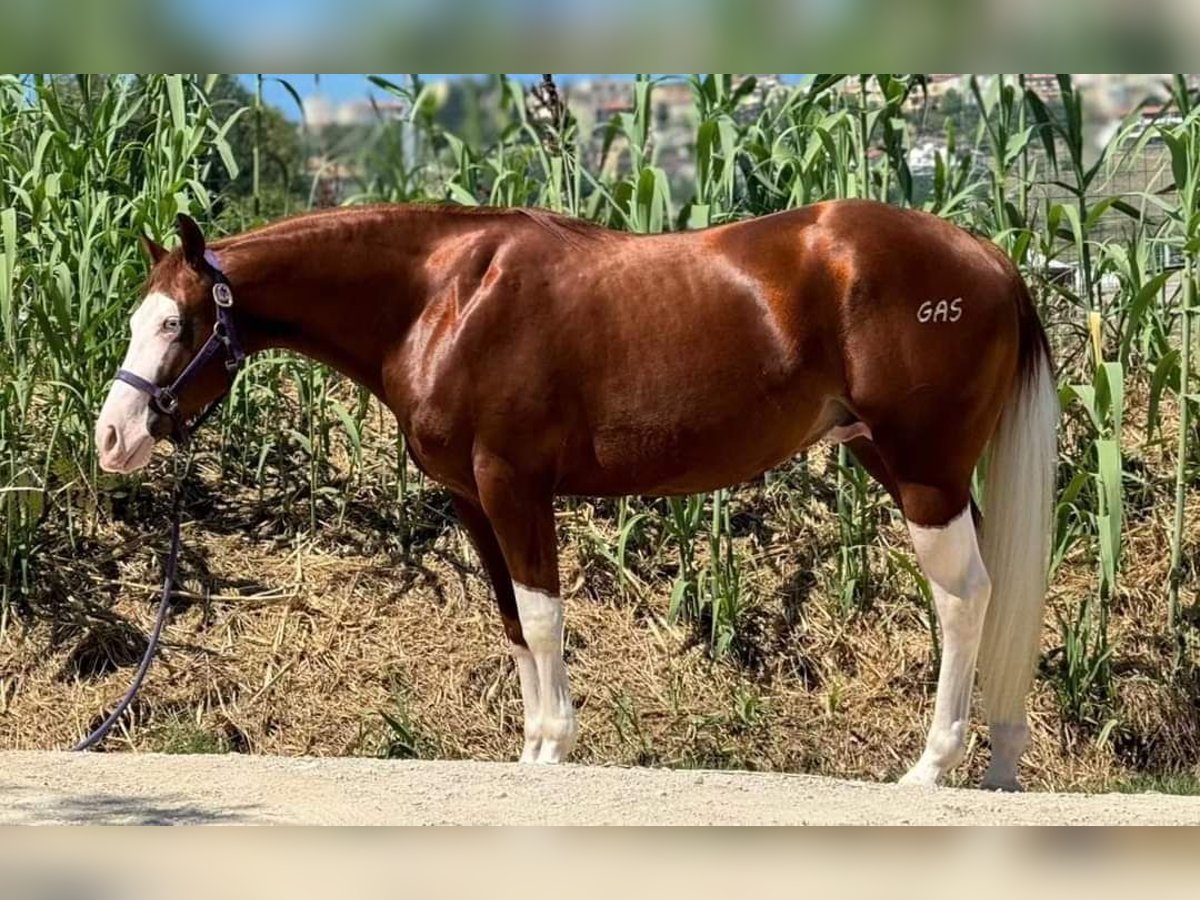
[114,249,246,442]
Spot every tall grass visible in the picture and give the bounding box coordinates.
[1,73,1197,733]
[0,74,233,612]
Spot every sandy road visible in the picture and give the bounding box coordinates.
[2,751,1198,825]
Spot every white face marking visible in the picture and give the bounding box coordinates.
[513,583,577,764]
[95,291,181,474]
[900,507,991,787]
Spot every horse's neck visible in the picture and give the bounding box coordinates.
[220,213,434,397]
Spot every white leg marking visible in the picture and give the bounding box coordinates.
[514,583,577,764]
[900,506,991,787]
[510,643,542,763]
[95,291,181,473]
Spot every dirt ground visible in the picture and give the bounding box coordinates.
[3,751,1200,825]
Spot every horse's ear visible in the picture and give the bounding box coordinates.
[140,234,167,265]
[175,213,207,270]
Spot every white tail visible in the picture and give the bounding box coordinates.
[977,341,1058,774]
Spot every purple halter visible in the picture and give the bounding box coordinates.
[114,249,246,442]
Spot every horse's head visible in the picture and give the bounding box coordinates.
[96,214,239,473]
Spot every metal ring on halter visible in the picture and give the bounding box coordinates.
[213,282,233,307]
[155,388,179,415]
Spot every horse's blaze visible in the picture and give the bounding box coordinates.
[95,291,181,473]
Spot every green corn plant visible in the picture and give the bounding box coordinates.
[1156,75,1200,662]
[663,490,745,657]
[1059,313,1125,714]
[610,498,651,601]
[920,109,986,223]
[685,74,758,226]
[361,74,455,204]
[1056,591,1115,724]
[1025,75,1137,334]
[329,386,371,528]
[741,75,849,210]
[598,75,671,233]
[525,75,583,217]
[0,74,236,619]
[873,74,923,206]
[665,494,706,630]
[700,488,744,657]
[578,497,654,603]
[969,74,1036,245]
[832,444,882,618]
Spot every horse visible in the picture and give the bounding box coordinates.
[95,200,1057,789]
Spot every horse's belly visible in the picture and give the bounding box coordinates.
[558,393,839,497]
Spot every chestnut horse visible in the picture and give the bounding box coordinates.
[95,200,1057,789]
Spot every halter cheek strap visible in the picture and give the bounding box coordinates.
[114,249,246,442]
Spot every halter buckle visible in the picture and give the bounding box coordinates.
[213,282,234,307]
[155,388,179,415]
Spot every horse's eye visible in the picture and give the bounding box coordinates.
[163,316,181,334]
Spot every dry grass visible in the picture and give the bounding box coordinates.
[2,391,1199,792]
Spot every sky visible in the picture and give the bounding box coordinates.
[237,75,805,120]
[237,75,637,115]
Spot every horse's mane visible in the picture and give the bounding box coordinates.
[513,207,615,249]
[410,203,616,249]
[217,202,616,253]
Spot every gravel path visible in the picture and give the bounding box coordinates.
[3,752,1198,825]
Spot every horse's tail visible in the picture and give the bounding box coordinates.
[977,281,1058,737]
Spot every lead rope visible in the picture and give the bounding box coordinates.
[73,444,191,751]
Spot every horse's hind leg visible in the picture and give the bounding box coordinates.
[843,435,902,508]
[839,426,990,785]
[897,484,991,787]
[473,455,578,764]
[452,495,543,762]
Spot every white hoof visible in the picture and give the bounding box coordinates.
[532,717,577,764]
[899,761,942,787]
[900,722,966,787]
[518,737,542,764]
[533,743,566,764]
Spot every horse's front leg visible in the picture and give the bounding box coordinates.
[474,455,578,764]
[451,495,542,763]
